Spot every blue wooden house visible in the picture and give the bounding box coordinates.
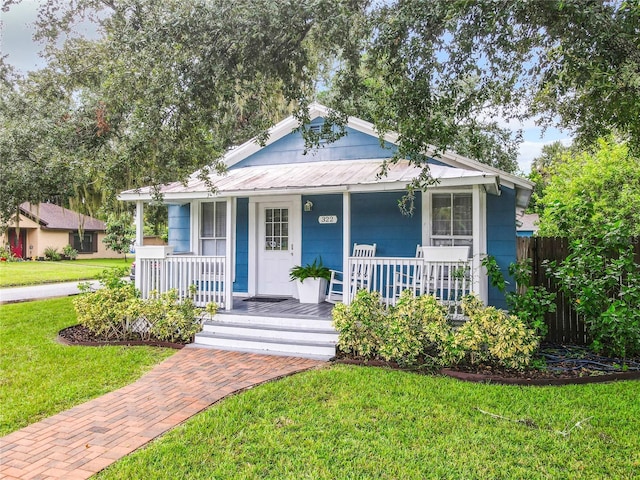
[120,104,533,358]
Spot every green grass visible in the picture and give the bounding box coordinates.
[0,257,133,287]
[0,297,174,435]
[99,365,640,480]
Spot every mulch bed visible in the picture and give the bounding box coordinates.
[333,344,640,386]
[57,324,186,349]
[60,325,640,386]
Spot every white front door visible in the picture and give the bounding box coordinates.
[257,201,299,296]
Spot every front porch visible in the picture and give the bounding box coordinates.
[223,296,334,319]
[134,249,476,359]
[134,248,477,312]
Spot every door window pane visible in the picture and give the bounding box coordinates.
[265,207,289,251]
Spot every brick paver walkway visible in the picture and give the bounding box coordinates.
[0,348,323,479]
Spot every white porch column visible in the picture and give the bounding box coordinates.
[225,197,234,310]
[342,191,351,304]
[134,201,144,292]
[135,201,144,247]
[472,185,488,304]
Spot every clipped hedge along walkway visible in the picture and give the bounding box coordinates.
[0,348,323,480]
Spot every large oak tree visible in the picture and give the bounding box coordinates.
[1,0,638,220]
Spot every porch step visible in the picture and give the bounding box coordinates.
[201,321,339,343]
[192,315,338,360]
[214,313,334,330]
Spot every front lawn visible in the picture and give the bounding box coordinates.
[99,365,640,479]
[0,297,174,435]
[0,257,133,287]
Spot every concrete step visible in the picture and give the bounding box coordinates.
[214,313,334,330]
[193,331,336,359]
[202,321,338,343]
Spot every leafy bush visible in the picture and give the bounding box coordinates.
[144,287,204,343]
[548,221,640,358]
[332,290,386,358]
[74,270,212,343]
[0,245,18,261]
[74,278,142,340]
[445,296,540,370]
[62,244,78,260]
[290,257,331,281]
[333,290,539,370]
[378,290,448,366]
[483,256,556,337]
[44,246,61,261]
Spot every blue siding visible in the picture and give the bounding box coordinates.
[486,187,517,309]
[301,194,343,272]
[167,204,190,253]
[231,120,397,169]
[234,198,249,293]
[351,192,422,257]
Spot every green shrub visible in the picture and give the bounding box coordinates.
[332,289,386,359]
[73,280,142,340]
[74,270,211,343]
[333,290,539,370]
[144,288,204,343]
[62,244,78,260]
[549,221,640,358]
[0,245,18,261]
[445,295,539,370]
[44,246,61,261]
[482,256,556,337]
[378,290,448,366]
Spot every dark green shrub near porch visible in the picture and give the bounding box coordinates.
[332,290,539,370]
[73,269,209,343]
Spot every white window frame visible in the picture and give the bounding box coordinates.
[422,186,487,303]
[199,200,227,256]
[427,190,473,252]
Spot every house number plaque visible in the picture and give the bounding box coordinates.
[318,215,338,224]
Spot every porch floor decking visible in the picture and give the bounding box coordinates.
[226,297,334,320]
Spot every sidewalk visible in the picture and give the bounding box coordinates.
[0,280,101,304]
[0,348,324,479]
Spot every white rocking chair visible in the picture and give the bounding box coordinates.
[394,245,470,298]
[394,245,423,297]
[327,243,377,303]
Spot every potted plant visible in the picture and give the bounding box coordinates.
[289,257,331,304]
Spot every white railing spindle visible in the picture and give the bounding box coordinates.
[136,256,227,308]
[345,256,474,313]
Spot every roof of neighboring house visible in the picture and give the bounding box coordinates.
[119,103,534,210]
[20,203,106,231]
[517,213,539,233]
[121,159,501,200]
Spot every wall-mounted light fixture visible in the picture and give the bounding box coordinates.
[304,200,314,212]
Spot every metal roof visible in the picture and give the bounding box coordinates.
[120,159,500,201]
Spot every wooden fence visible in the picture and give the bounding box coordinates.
[516,236,640,345]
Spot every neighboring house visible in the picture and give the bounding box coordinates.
[516,213,539,237]
[121,104,534,312]
[3,202,121,259]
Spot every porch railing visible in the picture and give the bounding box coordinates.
[137,255,227,308]
[345,256,474,315]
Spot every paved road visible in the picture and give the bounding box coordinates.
[0,280,101,304]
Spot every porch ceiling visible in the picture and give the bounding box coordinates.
[119,159,500,201]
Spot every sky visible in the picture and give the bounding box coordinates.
[1,0,572,174]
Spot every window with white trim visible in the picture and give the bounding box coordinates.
[431,193,473,252]
[200,201,226,255]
